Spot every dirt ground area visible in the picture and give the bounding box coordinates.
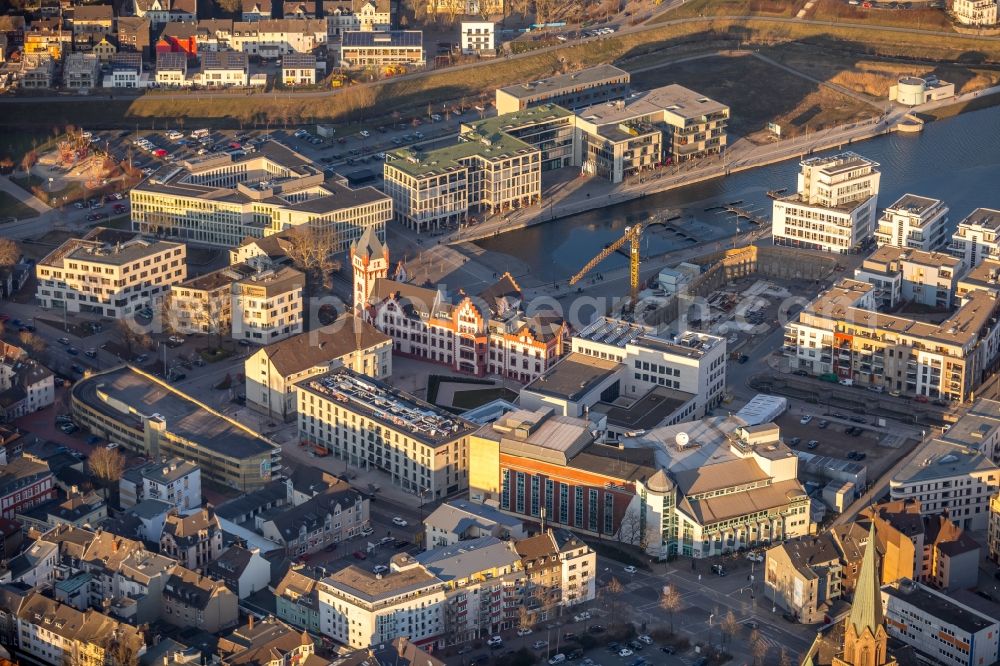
[630,53,877,139]
[765,43,1000,97]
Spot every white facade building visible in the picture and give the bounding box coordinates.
[882,579,1000,666]
[953,0,998,25]
[120,458,202,511]
[231,266,304,344]
[460,21,494,55]
[874,193,950,251]
[35,228,187,317]
[951,207,1000,270]
[772,152,881,254]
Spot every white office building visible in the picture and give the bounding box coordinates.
[874,193,950,251]
[882,579,1000,666]
[772,152,881,254]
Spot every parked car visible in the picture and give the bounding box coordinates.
[360,527,374,537]
[711,564,726,576]
[807,439,819,449]
[517,628,532,636]
[548,655,566,665]
[617,649,633,658]
[800,415,813,425]
[392,516,408,527]
[533,640,548,649]
[746,551,764,562]
[352,551,367,560]
[486,636,503,647]
[818,419,830,429]
[372,564,388,575]
[623,565,637,574]
[637,635,653,645]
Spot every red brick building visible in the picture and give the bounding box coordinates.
[0,457,55,520]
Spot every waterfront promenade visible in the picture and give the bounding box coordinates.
[450,83,1000,245]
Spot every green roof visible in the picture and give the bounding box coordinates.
[385,130,537,178]
[461,102,574,137]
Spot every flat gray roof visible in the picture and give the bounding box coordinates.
[72,366,277,460]
[884,582,997,634]
[885,193,941,216]
[522,352,620,401]
[498,64,629,101]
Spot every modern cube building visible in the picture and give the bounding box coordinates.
[950,207,1000,270]
[772,152,881,254]
[338,30,423,68]
[36,227,187,317]
[874,194,950,251]
[130,141,391,248]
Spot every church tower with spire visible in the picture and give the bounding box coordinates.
[834,523,896,666]
[350,227,388,312]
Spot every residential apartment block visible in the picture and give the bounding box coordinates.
[169,264,249,336]
[773,152,881,254]
[35,227,187,318]
[783,279,1000,401]
[296,367,476,498]
[160,508,224,569]
[119,458,202,510]
[227,18,327,55]
[317,529,596,649]
[71,366,282,492]
[353,230,566,381]
[0,342,55,420]
[951,207,1000,270]
[63,52,99,88]
[130,141,391,248]
[231,266,304,344]
[953,0,998,25]
[495,64,630,114]
[853,246,962,310]
[259,476,369,555]
[874,193,950,251]
[865,500,979,592]
[323,0,390,36]
[889,403,1000,531]
[338,30,423,68]
[244,313,391,421]
[460,21,494,55]
[0,457,56,520]
[882,579,1000,666]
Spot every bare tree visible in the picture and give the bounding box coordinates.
[104,628,141,666]
[114,320,152,360]
[518,605,534,633]
[19,330,47,354]
[659,586,682,633]
[617,507,641,545]
[282,226,340,291]
[720,610,739,652]
[602,577,623,626]
[217,0,241,12]
[20,150,38,173]
[751,628,768,665]
[778,647,792,666]
[89,447,126,483]
[0,238,20,266]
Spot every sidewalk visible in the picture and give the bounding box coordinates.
[1,173,52,215]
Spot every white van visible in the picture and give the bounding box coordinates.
[839,378,854,386]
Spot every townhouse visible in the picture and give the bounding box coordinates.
[198,50,248,86]
[0,457,56,520]
[134,0,196,26]
[241,0,272,21]
[275,564,323,633]
[160,508,225,569]
[323,0,390,36]
[63,52,99,88]
[162,565,239,633]
[205,543,271,599]
[282,52,316,85]
[35,227,187,318]
[257,481,369,555]
[155,51,188,86]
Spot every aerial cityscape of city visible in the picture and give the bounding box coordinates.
[2,0,1000,666]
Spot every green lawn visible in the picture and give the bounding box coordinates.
[0,191,40,220]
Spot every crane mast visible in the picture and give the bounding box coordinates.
[569,224,644,306]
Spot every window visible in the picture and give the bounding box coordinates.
[559,483,569,524]
[574,486,584,527]
[530,476,540,517]
[589,489,599,531]
[604,492,614,534]
[545,479,554,520]
[500,469,510,510]
[515,472,526,513]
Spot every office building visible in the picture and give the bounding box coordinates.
[495,64,630,114]
[950,207,1000,270]
[338,30,423,68]
[853,246,961,310]
[773,152,881,254]
[783,280,1000,401]
[353,231,565,381]
[295,367,476,498]
[459,103,576,172]
[35,227,187,317]
[383,130,540,231]
[953,0,998,25]
[244,314,391,421]
[882,579,999,666]
[71,366,282,492]
[874,194,950,251]
[130,141,391,248]
[231,266,304,344]
[574,84,729,181]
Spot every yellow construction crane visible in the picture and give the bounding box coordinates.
[569,224,644,306]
